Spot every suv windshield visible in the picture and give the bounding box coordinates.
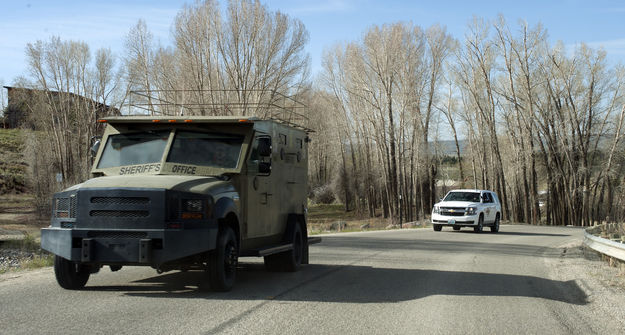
[167,131,244,169]
[97,131,170,169]
[444,192,480,202]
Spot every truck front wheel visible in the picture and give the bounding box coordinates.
[54,256,90,290]
[207,227,238,291]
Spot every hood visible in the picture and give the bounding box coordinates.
[66,175,233,194]
[435,201,478,208]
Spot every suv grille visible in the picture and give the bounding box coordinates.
[440,207,466,216]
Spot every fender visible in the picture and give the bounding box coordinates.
[214,196,239,222]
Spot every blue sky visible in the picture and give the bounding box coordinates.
[1,0,624,91]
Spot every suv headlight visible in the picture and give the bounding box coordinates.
[433,206,440,214]
[466,207,477,215]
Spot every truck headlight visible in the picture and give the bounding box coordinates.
[183,199,203,212]
[181,199,204,219]
[466,207,477,215]
[433,206,440,214]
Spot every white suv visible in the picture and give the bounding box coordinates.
[431,189,501,233]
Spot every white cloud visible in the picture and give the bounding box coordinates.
[287,0,352,14]
[587,38,625,56]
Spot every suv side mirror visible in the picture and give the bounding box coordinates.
[258,137,272,157]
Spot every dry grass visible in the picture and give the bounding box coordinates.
[307,203,427,234]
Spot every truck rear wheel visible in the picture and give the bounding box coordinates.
[207,227,238,291]
[264,221,303,272]
[54,256,90,290]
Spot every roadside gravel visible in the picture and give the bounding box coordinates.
[0,249,40,271]
[545,240,625,331]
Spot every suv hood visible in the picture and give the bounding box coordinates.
[435,201,478,208]
[65,175,233,194]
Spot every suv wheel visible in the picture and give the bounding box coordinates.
[433,224,442,232]
[54,256,90,290]
[474,215,483,233]
[207,227,238,291]
[490,214,500,233]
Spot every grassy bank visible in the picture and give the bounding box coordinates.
[0,129,27,194]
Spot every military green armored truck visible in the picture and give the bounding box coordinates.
[41,115,319,291]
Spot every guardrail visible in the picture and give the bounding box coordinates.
[583,224,625,262]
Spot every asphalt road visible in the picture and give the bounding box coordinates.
[1,225,624,334]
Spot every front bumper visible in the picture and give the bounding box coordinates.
[41,227,217,265]
[431,213,477,226]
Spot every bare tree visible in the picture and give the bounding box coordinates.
[126,0,310,117]
[21,36,121,213]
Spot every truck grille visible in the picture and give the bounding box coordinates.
[70,196,77,217]
[52,188,166,230]
[54,195,77,218]
[89,210,150,218]
[90,197,150,205]
[87,231,148,239]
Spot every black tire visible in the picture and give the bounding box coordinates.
[452,226,461,231]
[433,224,442,231]
[490,214,500,233]
[474,215,484,233]
[54,256,90,290]
[283,222,304,272]
[207,227,238,291]
[264,221,304,272]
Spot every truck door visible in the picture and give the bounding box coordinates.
[245,133,276,238]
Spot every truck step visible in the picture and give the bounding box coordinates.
[242,237,322,257]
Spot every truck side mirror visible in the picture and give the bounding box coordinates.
[257,137,272,157]
[90,140,101,158]
[259,162,271,175]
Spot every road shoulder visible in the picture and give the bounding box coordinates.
[545,240,625,330]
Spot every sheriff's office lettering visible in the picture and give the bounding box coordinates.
[119,163,161,175]
[171,165,197,174]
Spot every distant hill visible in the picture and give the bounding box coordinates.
[0,129,27,193]
[432,139,469,156]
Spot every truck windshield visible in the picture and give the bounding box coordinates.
[444,192,480,202]
[97,131,170,169]
[167,131,244,169]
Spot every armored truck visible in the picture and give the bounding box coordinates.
[41,115,318,291]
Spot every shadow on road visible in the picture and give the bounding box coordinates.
[86,262,587,306]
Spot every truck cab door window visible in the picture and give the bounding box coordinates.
[252,136,273,176]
